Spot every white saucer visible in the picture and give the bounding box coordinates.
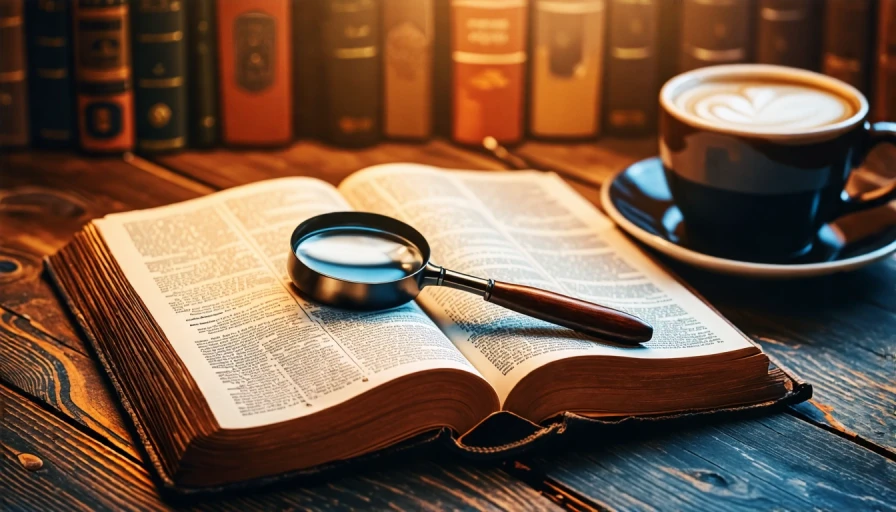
[600,158,896,279]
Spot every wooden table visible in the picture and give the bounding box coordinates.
[2,139,895,511]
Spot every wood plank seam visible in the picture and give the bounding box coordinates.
[0,304,142,463]
[785,408,896,462]
[2,290,89,357]
[502,461,607,512]
[0,378,142,467]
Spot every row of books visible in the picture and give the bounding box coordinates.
[1,0,894,153]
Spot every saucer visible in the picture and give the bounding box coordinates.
[600,157,896,279]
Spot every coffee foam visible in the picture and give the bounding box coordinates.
[672,80,855,133]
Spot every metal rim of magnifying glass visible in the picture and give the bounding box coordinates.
[287,211,435,310]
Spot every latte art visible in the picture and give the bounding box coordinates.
[673,81,855,133]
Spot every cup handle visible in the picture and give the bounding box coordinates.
[839,121,896,216]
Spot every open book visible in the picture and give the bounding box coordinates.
[47,164,809,491]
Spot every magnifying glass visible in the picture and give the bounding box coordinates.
[287,212,653,345]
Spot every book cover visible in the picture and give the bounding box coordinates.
[321,0,381,147]
[755,0,820,70]
[529,0,605,139]
[72,0,136,153]
[876,0,896,121]
[679,0,751,72]
[187,0,219,148]
[0,0,28,148]
[604,0,659,136]
[384,0,434,140]
[822,0,873,94]
[433,0,452,138]
[452,0,528,146]
[217,0,293,146]
[293,0,324,139]
[26,0,75,148]
[133,0,189,153]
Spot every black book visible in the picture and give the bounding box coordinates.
[679,0,752,72]
[26,0,75,148]
[132,0,188,153]
[755,0,821,70]
[321,0,381,147]
[604,0,660,136]
[433,0,451,138]
[186,0,218,148]
[293,0,324,139]
[0,0,28,148]
[822,0,874,95]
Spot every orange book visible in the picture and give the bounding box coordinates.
[451,0,528,145]
[217,0,292,146]
[72,0,135,153]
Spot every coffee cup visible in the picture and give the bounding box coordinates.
[659,64,896,262]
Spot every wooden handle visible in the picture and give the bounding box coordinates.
[486,281,653,345]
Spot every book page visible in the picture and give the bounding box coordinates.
[94,177,484,429]
[339,164,756,404]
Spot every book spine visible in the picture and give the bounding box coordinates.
[72,0,135,153]
[451,0,528,146]
[217,0,292,146]
[293,0,323,139]
[755,0,820,70]
[0,0,28,148]
[383,0,433,140]
[657,0,681,85]
[604,0,658,136]
[321,0,381,147]
[876,0,896,121]
[679,0,752,72]
[822,0,874,95]
[187,0,218,148]
[529,0,605,139]
[433,0,452,138]
[133,0,188,153]
[26,0,75,148]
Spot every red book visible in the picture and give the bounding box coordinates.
[72,0,135,153]
[451,0,528,146]
[217,0,292,146]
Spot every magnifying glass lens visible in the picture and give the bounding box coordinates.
[295,227,426,284]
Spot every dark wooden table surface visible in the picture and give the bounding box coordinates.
[2,138,895,511]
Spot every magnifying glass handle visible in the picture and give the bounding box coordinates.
[485,281,653,346]
[430,266,653,345]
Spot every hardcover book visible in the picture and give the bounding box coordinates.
[321,0,381,147]
[433,0,453,138]
[187,0,219,148]
[384,0,434,140]
[754,0,820,70]
[451,0,528,146]
[679,0,751,72]
[822,0,873,94]
[529,0,605,139]
[26,0,75,148]
[217,0,293,146]
[604,0,659,136]
[133,0,189,153]
[47,163,810,494]
[874,0,896,121]
[293,0,324,139]
[72,0,136,153]
[0,0,28,148]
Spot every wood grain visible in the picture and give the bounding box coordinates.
[1,385,561,511]
[0,305,138,459]
[0,152,205,354]
[520,414,896,511]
